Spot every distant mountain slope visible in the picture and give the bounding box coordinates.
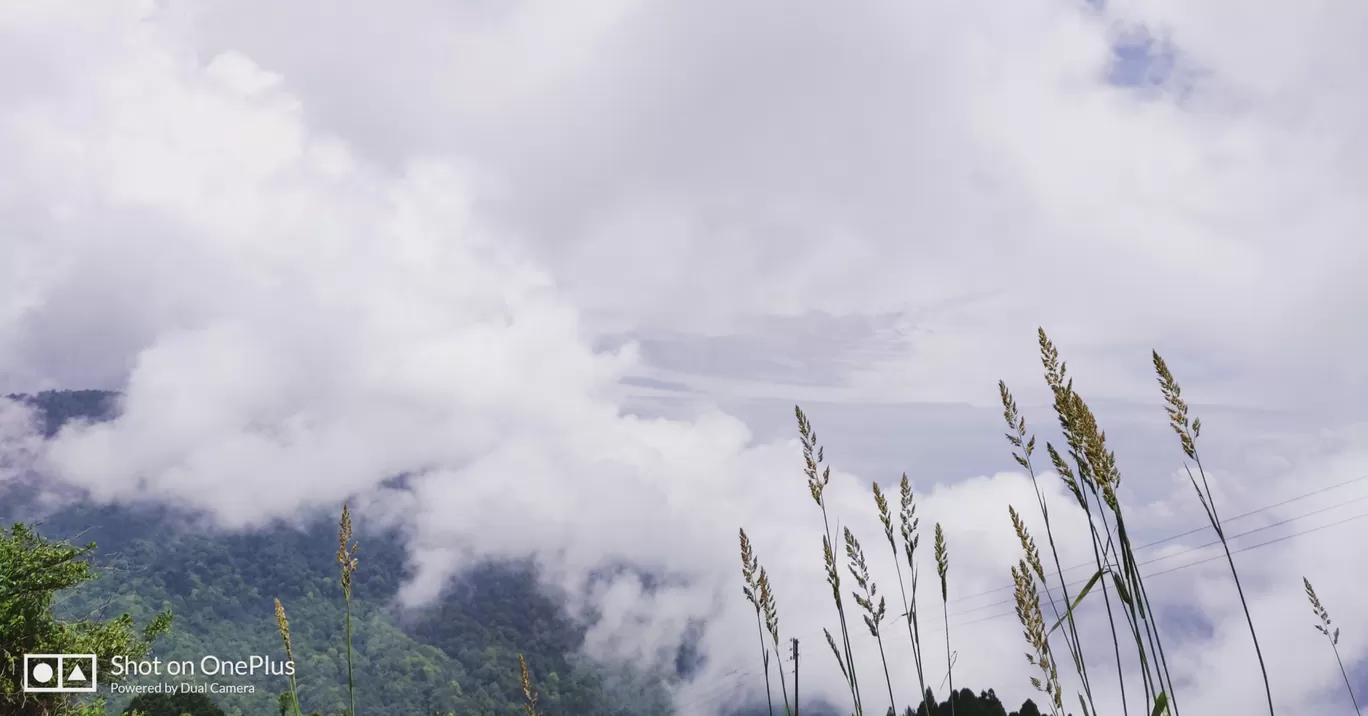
[2,391,1051,716]
[5,388,120,437]
[1,390,672,716]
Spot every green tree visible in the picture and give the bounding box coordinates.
[0,522,172,716]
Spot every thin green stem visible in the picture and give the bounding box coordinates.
[1078,483,1131,716]
[1020,453,1098,716]
[824,510,863,716]
[1190,455,1274,716]
[941,600,954,716]
[769,631,793,716]
[344,592,357,716]
[754,610,776,716]
[875,632,895,716]
[1331,642,1361,715]
[889,551,932,716]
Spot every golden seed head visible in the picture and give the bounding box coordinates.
[274,598,295,663]
[1011,559,1061,712]
[518,654,540,716]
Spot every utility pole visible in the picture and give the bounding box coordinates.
[791,637,800,716]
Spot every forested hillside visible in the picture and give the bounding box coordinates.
[2,390,1049,716]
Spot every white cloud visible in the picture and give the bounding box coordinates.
[0,1,1366,715]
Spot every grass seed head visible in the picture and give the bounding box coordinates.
[1009,506,1046,582]
[1153,351,1199,460]
[844,528,885,636]
[824,628,851,683]
[999,381,1036,468]
[1040,331,1125,495]
[1012,560,1062,714]
[1303,577,1339,644]
[899,474,921,563]
[337,503,359,598]
[934,523,949,600]
[796,405,830,505]
[758,567,781,644]
[739,528,761,609]
[1045,443,1083,506]
[823,534,842,603]
[874,481,895,547]
[274,598,295,664]
[518,654,541,716]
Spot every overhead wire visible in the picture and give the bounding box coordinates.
[670,475,1368,713]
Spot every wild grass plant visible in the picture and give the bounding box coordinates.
[1303,578,1360,715]
[338,506,360,716]
[267,503,556,716]
[741,528,794,716]
[738,329,1360,716]
[798,407,866,716]
[873,478,935,716]
[519,654,544,716]
[933,524,953,716]
[274,598,305,716]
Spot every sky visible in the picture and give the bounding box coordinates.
[1,0,1367,714]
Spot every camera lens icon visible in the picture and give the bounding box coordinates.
[22,654,97,693]
[30,661,55,684]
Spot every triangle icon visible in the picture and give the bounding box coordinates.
[67,664,87,682]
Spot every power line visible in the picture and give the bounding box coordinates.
[681,505,1368,713]
[949,472,1368,606]
[948,506,1368,632]
[681,478,1368,713]
[949,488,1368,618]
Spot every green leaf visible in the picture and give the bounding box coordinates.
[1048,568,1106,635]
[1110,571,1134,608]
[1150,691,1170,716]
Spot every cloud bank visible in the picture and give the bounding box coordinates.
[1,1,1367,714]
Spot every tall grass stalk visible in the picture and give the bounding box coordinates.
[1008,509,1063,716]
[338,504,360,716]
[797,406,865,716]
[1036,330,1178,716]
[725,334,1309,716]
[740,529,779,716]
[273,598,305,716]
[934,523,954,716]
[875,478,934,716]
[1303,578,1360,715]
[844,527,896,715]
[999,381,1098,716]
[1154,351,1270,716]
[518,654,544,716]
[759,567,795,716]
[1038,333,1134,716]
